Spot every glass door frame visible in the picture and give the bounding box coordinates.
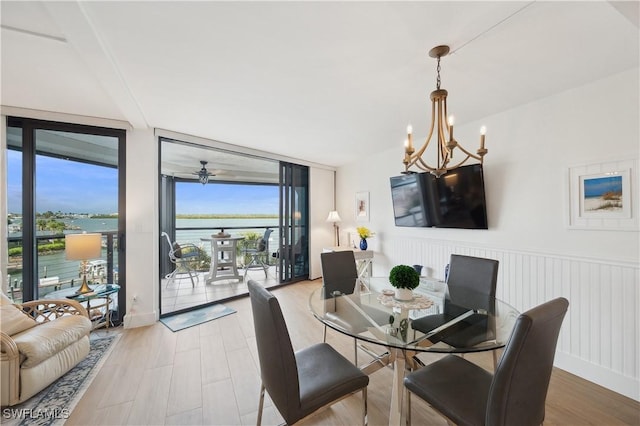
[6,117,126,324]
[278,161,309,283]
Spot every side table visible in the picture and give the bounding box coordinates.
[65,284,120,329]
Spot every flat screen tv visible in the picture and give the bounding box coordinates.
[390,174,433,227]
[432,164,488,229]
[390,164,488,229]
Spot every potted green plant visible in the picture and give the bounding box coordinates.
[389,264,420,301]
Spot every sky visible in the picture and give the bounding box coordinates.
[583,175,622,198]
[7,150,279,215]
[175,182,278,215]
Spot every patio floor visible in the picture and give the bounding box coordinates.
[160,265,280,314]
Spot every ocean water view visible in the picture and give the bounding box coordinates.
[6,217,279,294]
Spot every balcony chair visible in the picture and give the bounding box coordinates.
[161,231,202,288]
[404,297,569,426]
[247,280,369,425]
[243,228,273,279]
[274,234,307,277]
[411,254,499,367]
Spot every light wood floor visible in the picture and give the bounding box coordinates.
[70,279,640,426]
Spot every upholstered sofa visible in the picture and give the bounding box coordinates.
[1,292,92,406]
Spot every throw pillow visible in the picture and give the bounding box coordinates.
[172,242,182,258]
[257,238,266,252]
[0,304,37,336]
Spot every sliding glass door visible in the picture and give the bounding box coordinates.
[5,117,126,325]
[278,162,309,283]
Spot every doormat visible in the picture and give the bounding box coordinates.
[160,304,237,332]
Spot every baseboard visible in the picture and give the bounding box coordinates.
[555,351,639,401]
[123,310,157,329]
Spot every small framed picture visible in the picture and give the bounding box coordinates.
[568,159,637,230]
[355,191,370,222]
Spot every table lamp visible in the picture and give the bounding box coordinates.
[65,232,102,294]
[326,210,341,246]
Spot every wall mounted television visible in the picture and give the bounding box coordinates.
[390,173,433,227]
[390,164,488,230]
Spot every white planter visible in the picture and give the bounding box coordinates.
[395,288,413,301]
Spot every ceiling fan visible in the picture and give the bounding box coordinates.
[193,160,215,185]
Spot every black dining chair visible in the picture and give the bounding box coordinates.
[321,250,361,365]
[412,254,499,365]
[320,251,389,366]
[404,297,569,426]
[247,280,369,426]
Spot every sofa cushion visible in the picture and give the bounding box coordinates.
[0,304,37,336]
[1,292,15,305]
[12,315,92,367]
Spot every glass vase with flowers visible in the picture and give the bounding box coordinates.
[356,226,374,250]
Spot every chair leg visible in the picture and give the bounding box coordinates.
[492,349,498,370]
[165,270,175,288]
[257,383,265,426]
[406,388,411,426]
[323,324,327,342]
[362,387,368,426]
[354,339,358,366]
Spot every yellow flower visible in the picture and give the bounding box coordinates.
[356,226,374,239]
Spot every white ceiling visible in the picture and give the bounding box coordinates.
[2,1,638,170]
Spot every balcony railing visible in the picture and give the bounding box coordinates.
[6,231,119,303]
[173,225,279,269]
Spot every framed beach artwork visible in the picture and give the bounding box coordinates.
[568,159,637,230]
[355,191,370,222]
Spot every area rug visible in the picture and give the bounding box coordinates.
[160,304,236,332]
[2,334,119,426]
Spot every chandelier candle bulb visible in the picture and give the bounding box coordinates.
[480,126,486,149]
[447,115,455,126]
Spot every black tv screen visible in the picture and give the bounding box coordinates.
[390,164,488,229]
[390,174,432,227]
[432,164,488,229]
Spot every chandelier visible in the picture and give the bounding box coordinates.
[403,45,487,177]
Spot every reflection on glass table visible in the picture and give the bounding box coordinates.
[45,284,120,330]
[308,276,519,426]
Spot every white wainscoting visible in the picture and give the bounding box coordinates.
[379,237,639,401]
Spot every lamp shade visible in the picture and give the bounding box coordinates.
[326,211,341,223]
[65,233,102,260]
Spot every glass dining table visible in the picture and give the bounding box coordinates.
[308,276,519,425]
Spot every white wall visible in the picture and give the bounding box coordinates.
[122,128,159,328]
[336,68,640,400]
[309,168,336,279]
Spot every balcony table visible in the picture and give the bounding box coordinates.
[201,236,244,283]
[308,276,519,425]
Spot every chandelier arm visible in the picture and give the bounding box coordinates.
[412,99,438,160]
[452,144,484,163]
[436,101,451,168]
[415,156,439,173]
[443,154,474,171]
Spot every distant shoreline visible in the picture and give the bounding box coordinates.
[176,214,278,219]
